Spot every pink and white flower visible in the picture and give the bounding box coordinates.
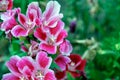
[2,51,56,80]
[11,2,41,37]
[34,20,67,54]
[36,1,63,32]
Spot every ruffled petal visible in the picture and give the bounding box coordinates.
[39,42,57,54]
[11,25,28,37]
[36,51,52,69]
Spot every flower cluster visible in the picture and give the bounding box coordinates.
[0,0,86,80]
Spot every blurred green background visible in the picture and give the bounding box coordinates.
[0,0,120,80]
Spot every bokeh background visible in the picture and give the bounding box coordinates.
[0,0,120,80]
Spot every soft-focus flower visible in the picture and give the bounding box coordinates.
[34,20,67,54]
[11,2,41,37]
[0,0,13,11]
[55,69,66,80]
[2,51,56,80]
[36,1,63,32]
[55,54,86,78]
[59,40,73,56]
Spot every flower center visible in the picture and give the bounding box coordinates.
[36,70,44,80]
[70,62,75,66]
[47,35,56,45]
[20,76,27,80]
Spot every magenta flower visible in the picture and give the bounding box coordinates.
[1,8,20,32]
[11,2,41,37]
[2,51,56,80]
[59,40,73,56]
[34,20,67,54]
[0,0,13,11]
[36,1,63,32]
[55,54,86,78]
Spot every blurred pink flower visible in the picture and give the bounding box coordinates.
[34,21,67,54]
[2,51,56,80]
[0,0,13,11]
[59,40,73,56]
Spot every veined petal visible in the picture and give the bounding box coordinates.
[56,30,68,45]
[34,27,47,41]
[11,25,28,37]
[39,42,57,54]
[49,20,64,36]
[6,56,21,76]
[36,51,52,69]
[43,1,61,20]
[2,73,19,80]
[44,69,56,80]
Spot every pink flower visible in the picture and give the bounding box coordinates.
[34,20,67,54]
[0,0,13,11]
[11,2,41,37]
[55,54,86,78]
[36,1,63,32]
[2,51,56,80]
[1,8,20,32]
[59,40,73,56]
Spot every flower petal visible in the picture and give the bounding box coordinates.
[56,30,68,45]
[6,56,21,76]
[39,42,57,54]
[43,1,61,20]
[2,73,19,80]
[11,25,28,37]
[59,40,72,56]
[44,69,56,80]
[55,55,71,71]
[17,57,35,76]
[49,20,64,36]
[34,27,47,41]
[55,70,66,80]
[27,2,42,20]
[18,13,27,26]
[76,59,86,71]
[36,51,52,69]
[7,0,13,10]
